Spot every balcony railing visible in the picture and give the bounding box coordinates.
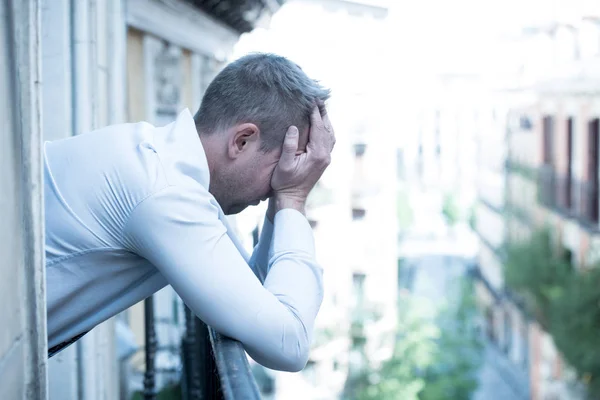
[505,159,537,180]
[537,165,600,230]
[474,227,507,262]
[142,221,263,400]
[142,303,261,400]
[468,263,529,319]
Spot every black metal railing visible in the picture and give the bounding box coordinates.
[504,202,533,226]
[207,326,262,399]
[537,165,557,210]
[140,305,262,400]
[537,165,600,230]
[577,180,600,228]
[180,313,262,400]
[474,227,507,262]
[467,263,530,320]
[144,296,158,400]
[143,221,263,400]
[505,159,538,180]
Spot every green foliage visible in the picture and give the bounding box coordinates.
[350,280,483,400]
[442,193,460,226]
[419,280,484,400]
[549,267,600,397]
[131,383,181,400]
[397,189,414,229]
[504,228,600,397]
[508,162,537,180]
[468,206,477,231]
[504,229,572,327]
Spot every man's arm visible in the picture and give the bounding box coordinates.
[247,210,273,284]
[123,185,323,372]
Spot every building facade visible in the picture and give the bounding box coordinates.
[2,0,282,399]
[475,8,600,400]
[0,1,48,399]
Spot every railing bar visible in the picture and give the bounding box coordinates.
[208,328,262,400]
[144,296,157,400]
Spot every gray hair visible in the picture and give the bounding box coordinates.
[194,53,331,151]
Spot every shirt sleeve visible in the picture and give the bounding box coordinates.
[122,185,324,372]
[247,215,273,284]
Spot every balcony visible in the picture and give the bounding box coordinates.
[537,165,600,231]
[468,262,529,319]
[505,159,537,181]
[140,299,261,400]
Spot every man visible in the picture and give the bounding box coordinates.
[45,53,334,372]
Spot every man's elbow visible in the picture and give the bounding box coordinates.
[278,346,310,373]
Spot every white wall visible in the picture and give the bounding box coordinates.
[0,0,48,399]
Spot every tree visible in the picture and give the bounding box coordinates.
[350,279,483,400]
[442,193,460,226]
[505,228,600,398]
[419,279,483,400]
[351,298,439,400]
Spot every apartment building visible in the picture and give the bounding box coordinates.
[528,62,600,399]
[476,10,600,400]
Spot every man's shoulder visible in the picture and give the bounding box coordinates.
[44,120,171,224]
[149,109,210,190]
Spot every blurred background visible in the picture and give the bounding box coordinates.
[2,0,600,399]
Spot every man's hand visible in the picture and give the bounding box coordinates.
[268,106,335,220]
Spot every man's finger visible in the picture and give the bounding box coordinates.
[309,105,324,131]
[322,111,335,150]
[280,126,299,168]
[308,106,327,151]
[322,111,333,132]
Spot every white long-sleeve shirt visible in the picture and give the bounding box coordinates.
[44,109,324,371]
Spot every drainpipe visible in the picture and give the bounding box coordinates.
[71,0,97,398]
[108,0,126,124]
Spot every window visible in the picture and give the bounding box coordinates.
[585,118,600,224]
[352,272,366,306]
[519,116,533,130]
[540,115,556,208]
[352,208,366,220]
[354,143,366,157]
[542,115,555,166]
[563,118,574,211]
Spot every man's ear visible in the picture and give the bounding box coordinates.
[228,123,260,158]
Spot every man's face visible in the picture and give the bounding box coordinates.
[221,125,309,215]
